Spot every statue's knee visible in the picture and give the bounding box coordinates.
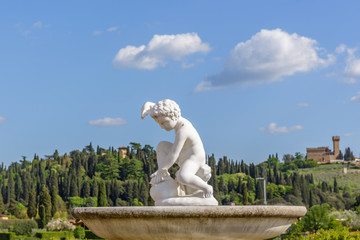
[156,141,172,153]
[177,172,191,185]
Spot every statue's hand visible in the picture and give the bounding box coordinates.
[150,168,170,185]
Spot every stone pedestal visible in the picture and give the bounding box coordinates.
[72,206,306,240]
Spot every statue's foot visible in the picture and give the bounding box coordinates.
[203,185,213,198]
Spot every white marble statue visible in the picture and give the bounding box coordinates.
[141,99,218,206]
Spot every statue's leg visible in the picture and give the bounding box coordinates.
[156,141,173,170]
[177,160,213,198]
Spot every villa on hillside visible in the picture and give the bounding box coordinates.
[118,147,128,158]
[306,136,343,163]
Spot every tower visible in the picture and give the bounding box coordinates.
[332,136,340,158]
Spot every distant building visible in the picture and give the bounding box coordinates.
[306,136,342,163]
[118,147,128,158]
[0,214,9,220]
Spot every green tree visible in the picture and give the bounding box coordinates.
[82,178,91,198]
[50,188,57,218]
[344,147,355,161]
[242,183,248,205]
[74,226,86,239]
[27,188,37,219]
[96,152,120,180]
[255,181,263,201]
[22,170,31,203]
[39,185,52,225]
[98,180,107,207]
[7,168,15,204]
[8,198,21,218]
[139,181,149,206]
[333,178,339,193]
[15,174,23,201]
[303,204,331,233]
[0,191,4,214]
[50,170,59,194]
[39,205,46,228]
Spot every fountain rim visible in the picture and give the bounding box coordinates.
[72,205,307,219]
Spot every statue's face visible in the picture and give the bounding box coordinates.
[154,115,177,131]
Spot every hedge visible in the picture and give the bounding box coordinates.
[35,231,74,240]
[0,232,15,240]
[84,230,102,239]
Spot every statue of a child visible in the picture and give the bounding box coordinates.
[141,99,213,198]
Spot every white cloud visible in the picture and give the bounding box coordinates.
[336,44,347,54]
[93,31,103,36]
[0,116,5,123]
[107,26,118,32]
[194,29,335,93]
[344,48,360,84]
[350,92,360,102]
[297,103,309,107]
[113,33,210,70]
[260,123,304,134]
[32,21,43,28]
[344,132,355,137]
[89,117,127,126]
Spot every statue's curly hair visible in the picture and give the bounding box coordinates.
[141,99,181,121]
[150,99,181,121]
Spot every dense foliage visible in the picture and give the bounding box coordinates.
[0,143,359,223]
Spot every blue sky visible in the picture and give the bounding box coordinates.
[0,1,359,165]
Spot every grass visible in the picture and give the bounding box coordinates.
[295,163,360,192]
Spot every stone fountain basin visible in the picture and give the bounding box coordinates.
[72,206,306,240]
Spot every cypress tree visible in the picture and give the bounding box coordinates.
[0,191,4,214]
[27,188,37,219]
[39,205,46,228]
[91,178,98,197]
[98,180,107,207]
[334,178,339,193]
[321,181,328,192]
[309,189,314,208]
[7,168,15,204]
[22,170,31,203]
[15,175,23,201]
[39,161,46,185]
[139,181,148,206]
[236,177,243,194]
[219,176,228,194]
[50,170,59,194]
[39,185,52,225]
[292,173,301,198]
[69,170,79,197]
[241,160,245,173]
[247,178,254,191]
[218,158,225,175]
[267,187,274,200]
[242,183,248,205]
[82,179,91,198]
[50,188,57,218]
[255,181,263,201]
[126,181,134,205]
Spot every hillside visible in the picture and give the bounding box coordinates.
[0,143,359,228]
[295,163,360,194]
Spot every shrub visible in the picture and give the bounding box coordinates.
[46,219,75,231]
[35,231,74,240]
[306,227,360,239]
[74,227,85,239]
[0,221,11,231]
[12,219,38,235]
[0,232,15,240]
[84,230,102,239]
